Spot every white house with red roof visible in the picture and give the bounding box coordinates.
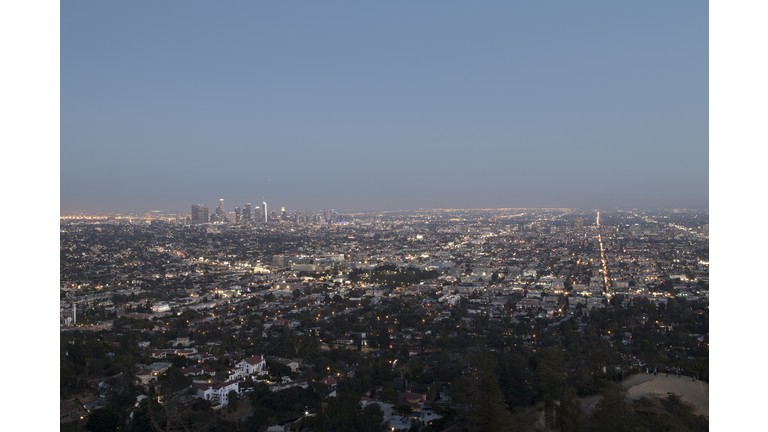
[230,355,266,379]
[134,369,154,385]
[319,376,338,391]
[196,379,240,406]
[194,353,218,362]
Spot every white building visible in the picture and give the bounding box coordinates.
[152,303,170,313]
[229,355,267,380]
[196,379,240,406]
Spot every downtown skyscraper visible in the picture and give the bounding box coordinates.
[191,204,208,224]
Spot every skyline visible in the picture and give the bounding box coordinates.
[59,202,707,219]
[61,2,708,213]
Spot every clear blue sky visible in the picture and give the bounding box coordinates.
[61,2,708,214]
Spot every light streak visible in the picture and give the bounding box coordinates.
[597,211,610,289]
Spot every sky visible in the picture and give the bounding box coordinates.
[60,2,708,214]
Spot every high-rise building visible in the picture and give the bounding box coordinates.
[191,204,209,224]
[191,204,200,223]
[244,203,252,222]
[218,199,225,217]
[235,207,241,223]
[574,218,584,235]
[263,200,268,222]
[281,207,286,221]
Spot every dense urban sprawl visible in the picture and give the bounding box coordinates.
[60,208,709,432]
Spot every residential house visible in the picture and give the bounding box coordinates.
[60,400,86,423]
[196,379,240,406]
[229,355,266,380]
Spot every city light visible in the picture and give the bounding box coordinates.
[60,207,707,424]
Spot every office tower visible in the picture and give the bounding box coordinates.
[244,203,251,221]
[235,207,241,223]
[254,206,260,223]
[323,209,330,224]
[218,199,224,217]
[281,207,286,220]
[228,212,236,223]
[271,210,277,220]
[263,200,268,222]
[191,204,209,224]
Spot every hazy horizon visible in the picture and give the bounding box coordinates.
[61,2,708,214]
[60,203,708,217]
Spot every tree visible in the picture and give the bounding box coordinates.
[288,332,304,357]
[378,326,390,349]
[159,366,192,394]
[361,403,386,432]
[85,406,120,432]
[132,385,218,432]
[379,387,399,405]
[170,354,187,369]
[556,386,586,432]
[228,390,239,411]
[267,359,291,377]
[394,403,414,417]
[465,370,512,432]
[508,406,539,432]
[543,393,556,431]
[533,347,567,397]
[589,382,633,432]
